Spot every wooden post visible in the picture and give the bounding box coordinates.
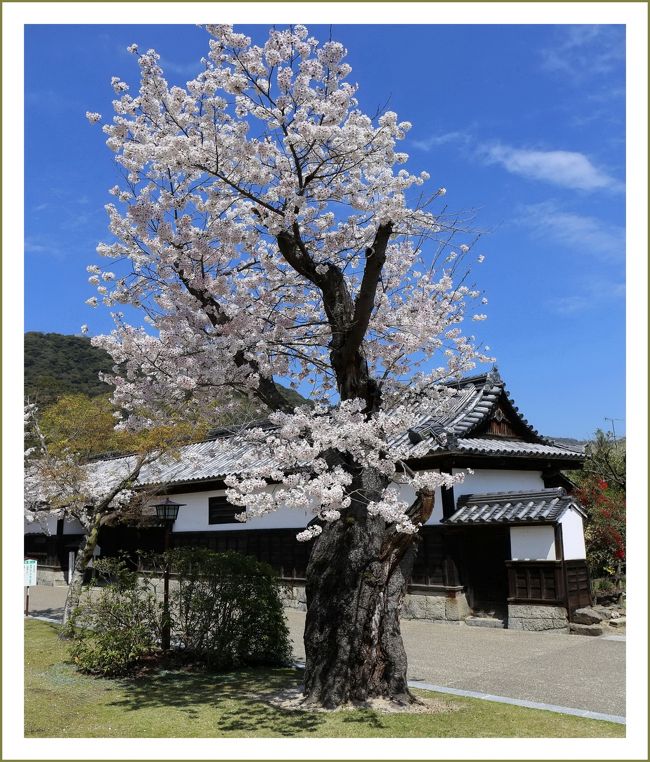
[25,586,30,616]
[161,522,171,652]
[440,467,456,520]
[555,523,571,624]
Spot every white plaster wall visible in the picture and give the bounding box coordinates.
[510,525,556,561]
[164,468,547,533]
[24,517,58,535]
[559,508,587,560]
[169,478,446,534]
[24,517,85,535]
[453,469,545,497]
[169,488,313,532]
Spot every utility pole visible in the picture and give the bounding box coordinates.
[604,417,624,441]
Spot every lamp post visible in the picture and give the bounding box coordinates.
[153,498,185,652]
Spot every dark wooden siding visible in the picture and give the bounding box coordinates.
[173,529,312,579]
[506,559,592,613]
[24,532,85,570]
[506,561,564,604]
[93,524,456,587]
[99,525,166,559]
[565,560,592,612]
[30,523,534,606]
[411,528,446,586]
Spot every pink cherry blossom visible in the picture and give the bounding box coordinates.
[86,24,488,537]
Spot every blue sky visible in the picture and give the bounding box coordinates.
[24,24,626,439]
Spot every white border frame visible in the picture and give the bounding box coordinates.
[4,3,647,760]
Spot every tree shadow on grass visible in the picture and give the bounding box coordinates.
[108,667,325,736]
[340,709,386,730]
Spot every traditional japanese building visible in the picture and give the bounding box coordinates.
[25,368,591,630]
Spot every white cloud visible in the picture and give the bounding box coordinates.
[547,279,625,316]
[24,236,65,260]
[517,200,625,262]
[480,143,623,192]
[540,25,625,83]
[411,131,469,152]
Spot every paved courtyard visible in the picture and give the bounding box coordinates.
[27,585,625,717]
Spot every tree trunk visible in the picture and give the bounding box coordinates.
[303,470,419,709]
[61,511,102,627]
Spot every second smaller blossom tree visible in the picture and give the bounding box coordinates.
[24,397,205,623]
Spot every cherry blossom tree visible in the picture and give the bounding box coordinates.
[24,399,203,624]
[87,25,489,708]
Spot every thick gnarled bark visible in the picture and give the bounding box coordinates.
[303,469,419,709]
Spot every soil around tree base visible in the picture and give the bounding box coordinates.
[265,686,458,714]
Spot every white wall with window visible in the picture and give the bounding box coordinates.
[169,488,313,532]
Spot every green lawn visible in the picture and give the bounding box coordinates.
[25,619,624,738]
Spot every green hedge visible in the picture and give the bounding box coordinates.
[66,549,291,676]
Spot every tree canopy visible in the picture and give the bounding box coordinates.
[87,24,489,534]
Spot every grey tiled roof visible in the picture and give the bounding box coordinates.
[85,369,585,489]
[453,438,584,458]
[445,488,585,525]
[391,368,585,460]
[86,437,264,488]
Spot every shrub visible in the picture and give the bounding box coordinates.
[66,549,291,676]
[168,548,292,669]
[575,477,626,580]
[65,557,163,676]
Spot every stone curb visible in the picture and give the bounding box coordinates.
[25,615,62,624]
[292,661,625,724]
[407,680,626,725]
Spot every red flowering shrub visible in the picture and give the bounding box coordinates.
[575,476,626,579]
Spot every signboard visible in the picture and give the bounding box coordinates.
[24,559,38,587]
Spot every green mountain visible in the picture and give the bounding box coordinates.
[24,332,308,409]
[24,332,114,405]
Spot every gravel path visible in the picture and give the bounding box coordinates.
[285,608,625,717]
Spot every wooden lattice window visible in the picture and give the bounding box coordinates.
[208,495,242,525]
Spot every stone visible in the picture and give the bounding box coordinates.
[507,603,568,632]
[608,617,626,628]
[509,617,569,632]
[592,606,613,619]
[402,592,447,621]
[402,595,428,620]
[465,616,505,629]
[508,604,568,620]
[573,607,604,625]
[278,583,307,610]
[570,622,603,636]
[445,592,471,621]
